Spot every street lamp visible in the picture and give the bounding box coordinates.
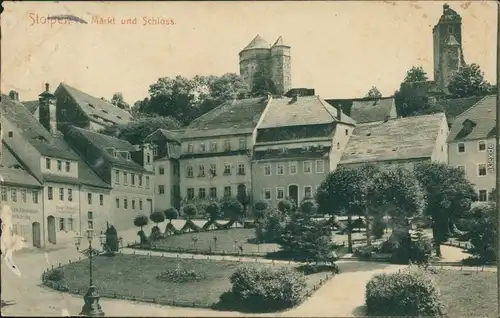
[74,229,106,317]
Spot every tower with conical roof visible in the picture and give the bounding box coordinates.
[239,35,291,95]
[432,3,465,90]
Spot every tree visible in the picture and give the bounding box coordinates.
[255,208,290,244]
[104,225,119,254]
[236,184,249,217]
[250,60,279,97]
[164,207,179,223]
[414,163,477,257]
[277,198,295,214]
[468,203,496,262]
[447,63,493,98]
[182,204,198,220]
[298,198,318,217]
[150,211,165,226]
[253,200,268,221]
[133,215,149,230]
[110,92,130,110]
[221,197,244,221]
[366,86,382,99]
[99,115,181,145]
[206,201,222,222]
[394,66,431,117]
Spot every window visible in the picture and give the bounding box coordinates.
[188,143,194,153]
[48,187,53,200]
[21,189,26,203]
[304,186,312,198]
[132,200,136,210]
[264,164,271,176]
[276,163,284,175]
[147,154,151,164]
[223,163,231,175]
[126,152,131,161]
[57,160,62,171]
[124,199,128,209]
[448,25,453,34]
[87,212,94,229]
[1,187,7,201]
[478,141,486,152]
[210,187,217,198]
[277,187,285,200]
[457,165,466,172]
[316,160,325,173]
[146,176,150,189]
[199,188,206,199]
[114,170,120,184]
[68,189,73,202]
[152,146,158,157]
[99,194,104,206]
[159,185,165,194]
[67,218,73,231]
[345,129,349,135]
[458,143,465,153]
[65,161,71,172]
[478,164,487,176]
[11,189,17,202]
[46,158,51,169]
[237,163,245,175]
[198,165,205,177]
[210,142,217,152]
[303,161,312,173]
[59,218,65,231]
[116,198,120,208]
[337,142,340,150]
[123,172,128,185]
[209,164,217,177]
[131,173,135,186]
[263,188,272,200]
[289,162,297,174]
[224,186,232,197]
[187,188,195,200]
[139,175,143,187]
[59,188,64,201]
[199,143,206,152]
[239,138,246,150]
[479,189,488,202]
[139,200,143,210]
[8,131,13,138]
[159,166,165,175]
[32,190,38,203]
[87,193,92,204]
[186,165,194,178]
[224,140,231,151]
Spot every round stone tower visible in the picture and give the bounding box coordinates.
[270,36,292,96]
[239,35,271,91]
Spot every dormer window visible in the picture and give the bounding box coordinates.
[102,109,109,114]
[106,147,115,156]
[199,143,206,152]
[152,146,158,157]
[88,104,95,109]
[127,152,131,161]
[462,119,476,135]
[113,150,118,158]
[188,143,194,153]
[116,115,123,120]
[34,135,48,142]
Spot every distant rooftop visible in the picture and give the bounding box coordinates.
[447,95,495,142]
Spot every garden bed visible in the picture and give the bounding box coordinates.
[42,254,333,311]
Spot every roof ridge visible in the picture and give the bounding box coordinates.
[316,95,339,122]
[453,95,490,121]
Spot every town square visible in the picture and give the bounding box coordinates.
[1,1,499,317]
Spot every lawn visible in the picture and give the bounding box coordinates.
[45,254,330,309]
[133,228,373,257]
[433,269,496,318]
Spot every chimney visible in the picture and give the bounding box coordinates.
[38,83,58,134]
[8,90,19,100]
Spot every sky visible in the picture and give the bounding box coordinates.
[1,1,497,105]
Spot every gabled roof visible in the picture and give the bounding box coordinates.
[447,95,495,142]
[241,35,270,52]
[22,100,39,114]
[56,83,133,126]
[429,95,485,124]
[348,97,396,124]
[183,97,269,139]
[66,126,147,172]
[340,113,446,165]
[258,95,355,129]
[0,143,42,188]
[144,129,182,144]
[1,95,79,161]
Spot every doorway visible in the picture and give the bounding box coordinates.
[47,216,56,244]
[288,185,299,206]
[32,222,41,248]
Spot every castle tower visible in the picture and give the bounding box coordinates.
[38,83,58,134]
[270,36,292,95]
[239,35,271,92]
[432,3,466,90]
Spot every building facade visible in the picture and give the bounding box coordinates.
[447,95,495,204]
[239,35,292,95]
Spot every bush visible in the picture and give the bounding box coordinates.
[164,207,179,222]
[222,266,307,311]
[298,199,318,216]
[150,226,162,241]
[468,203,496,263]
[278,199,295,214]
[220,197,244,221]
[182,204,198,219]
[206,201,222,221]
[45,269,64,282]
[150,211,165,225]
[253,200,268,220]
[372,217,386,239]
[391,228,433,265]
[353,245,376,259]
[255,208,289,243]
[365,268,444,316]
[104,225,119,252]
[296,263,339,275]
[133,215,149,230]
[156,267,205,283]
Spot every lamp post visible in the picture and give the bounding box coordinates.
[74,229,106,317]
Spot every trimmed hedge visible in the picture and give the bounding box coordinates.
[365,268,444,317]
